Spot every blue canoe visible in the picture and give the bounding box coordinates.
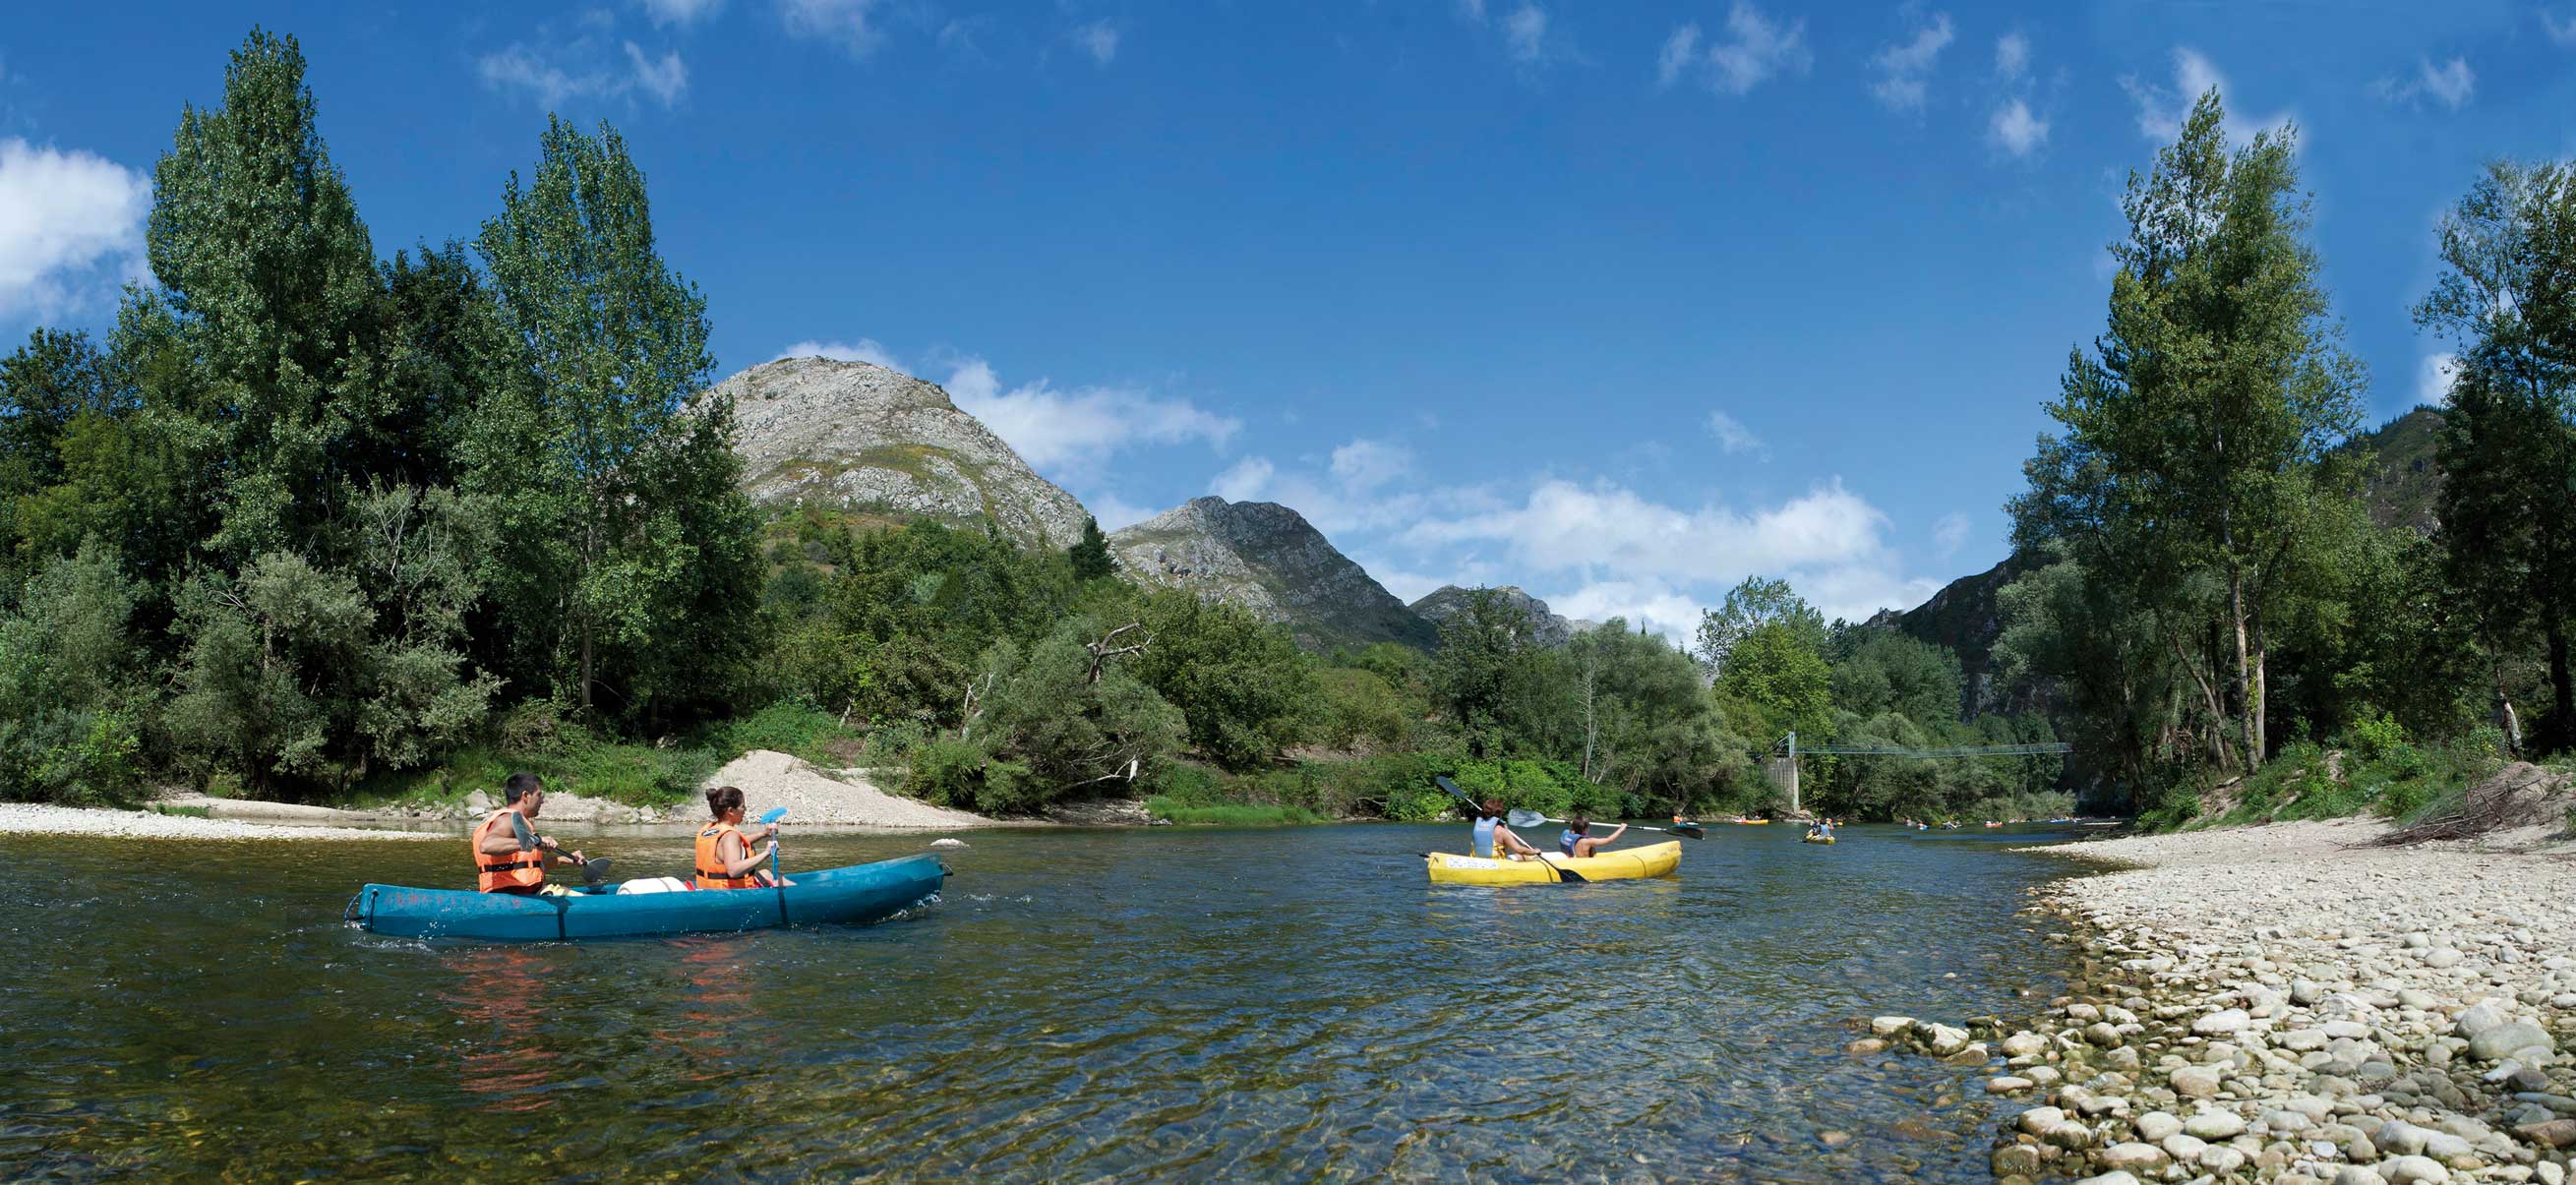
[344,854,948,942]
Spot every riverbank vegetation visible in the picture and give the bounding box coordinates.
[3,33,2552,828]
[1997,91,2576,824]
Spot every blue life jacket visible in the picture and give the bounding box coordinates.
[1471,816,1498,858]
[1559,829,1584,855]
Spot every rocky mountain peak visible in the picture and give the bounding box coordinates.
[1408,584,1577,648]
[708,355,1091,550]
[1109,497,1439,652]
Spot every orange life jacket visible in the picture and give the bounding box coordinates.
[472,808,546,893]
[694,822,764,890]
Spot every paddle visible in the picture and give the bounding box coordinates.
[756,806,787,883]
[507,811,610,888]
[1505,808,1706,841]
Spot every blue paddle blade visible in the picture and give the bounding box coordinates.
[756,806,788,824]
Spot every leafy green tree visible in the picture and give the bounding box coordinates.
[1112,587,1313,769]
[1568,620,1748,810]
[469,115,758,723]
[147,28,389,561]
[2009,90,2362,771]
[2415,159,2576,750]
[1694,576,1827,675]
[1068,516,1115,582]
[1831,630,1965,726]
[910,617,1186,812]
[1716,620,1832,748]
[0,545,150,803]
[1433,587,1540,757]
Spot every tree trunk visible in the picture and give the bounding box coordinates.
[2549,622,2572,753]
[2227,563,2261,769]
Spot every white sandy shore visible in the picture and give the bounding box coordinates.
[1879,820,2576,1184]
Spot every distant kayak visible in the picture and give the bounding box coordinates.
[344,855,947,941]
[1425,841,1681,885]
[1729,818,1770,825]
[1802,834,1836,845]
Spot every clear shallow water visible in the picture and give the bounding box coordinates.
[0,822,2089,1182]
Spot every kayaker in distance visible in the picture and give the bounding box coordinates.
[1470,797,1544,860]
[695,785,789,889]
[1558,814,1628,858]
[471,772,587,896]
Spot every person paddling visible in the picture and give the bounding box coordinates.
[695,786,787,890]
[1469,797,1543,860]
[1557,813,1628,858]
[471,772,586,896]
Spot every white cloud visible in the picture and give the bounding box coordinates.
[2120,47,2291,145]
[0,138,150,319]
[776,337,902,367]
[2375,56,2474,110]
[1330,439,1415,491]
[1706,410,1762,454]
[768,338,1239,478]
[1933,511,1971,558]
[1503,4,1548,64]
[1659,2,1810,95]
[1656,25,1701,89]
[2544,9,2576,45]
[1989,97,2048,156]
[1868,12,1953,113]
[480,38,689,108]
[781,0,887,58]
[1995,31,2029,81]
[1212,455,1275,502]
[1082,492,1160,532]
[641,0,724,26]
[939,359,1239,475]
[1403,478,1893,587]
[1545,578,1706,644]
[2420,352,2459,406]
[1071,20,1118,66]
[625,43,689,106]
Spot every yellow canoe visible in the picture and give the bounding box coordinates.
[1802,834,1836,845]
[1425,841,1682,885]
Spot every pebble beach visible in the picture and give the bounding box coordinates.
[1874,819,2576,1185]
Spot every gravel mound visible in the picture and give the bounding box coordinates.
[698,750,1008,828]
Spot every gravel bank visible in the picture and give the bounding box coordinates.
[701,749,1023,828]
[0,802,443,841]
[1872,820,2576,1184]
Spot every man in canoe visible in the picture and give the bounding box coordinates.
[471,772,587,896]
[695,785,787,889]
[1557,813,1629,858]
[1470,797,1544,860]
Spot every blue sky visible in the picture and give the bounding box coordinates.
[5,1,2572,636]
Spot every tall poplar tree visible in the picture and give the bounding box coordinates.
[471,116,758,722]
[2011,91,2362,771]
[2415,160,2576,750]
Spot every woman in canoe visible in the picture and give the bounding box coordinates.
[1557,814,1628,858]
[1470,797,1543,860]
[695,786,786,890]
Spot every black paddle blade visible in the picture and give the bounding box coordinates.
[1671,823,1707,839]
[580,856,612,884]
[1433,775,1471,803]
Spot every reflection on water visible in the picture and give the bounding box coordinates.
[0,823,2088,1181]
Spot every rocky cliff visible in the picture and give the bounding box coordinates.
[708,356,1092,549]
[1409,585,1578,647]
[1108,497,1440,652]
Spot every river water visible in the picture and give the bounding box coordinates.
[0,821,2091,1182]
